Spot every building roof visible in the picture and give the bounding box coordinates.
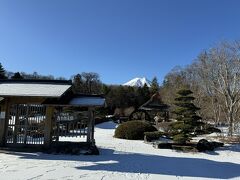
[42,94,106,107]
[0,80,72,98]
[0,80,105,107]
[140,92,169,111]
[69,96,105,107]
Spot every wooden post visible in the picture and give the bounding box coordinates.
[91,109,95,145]
[0,98,9,146]
[13,105,20,144]
[44,106,54,148]
[23,105,29,145]
[87,107,94,144]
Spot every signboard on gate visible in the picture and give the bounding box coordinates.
[0,112,5,119]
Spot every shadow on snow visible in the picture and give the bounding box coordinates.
[3,147,240,179]
[95,121,117,130]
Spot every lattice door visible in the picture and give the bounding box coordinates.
[6,104,46,146]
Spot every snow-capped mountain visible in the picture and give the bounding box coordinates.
[123,77,151,87]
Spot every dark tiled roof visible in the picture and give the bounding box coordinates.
[140,92,169,110]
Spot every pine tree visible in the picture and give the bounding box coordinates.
[137,84,150,106]
[11,72,23,79]
[150,77,159,94]
[171,89,202,144]
[0,63,7,79]
[72,74,83,93]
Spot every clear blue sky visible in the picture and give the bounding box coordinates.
[0,0,240,84]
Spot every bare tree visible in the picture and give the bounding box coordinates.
[196,41,240,136]
[73,72,102,94]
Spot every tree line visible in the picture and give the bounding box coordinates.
[0,64,159,113]
[160,41,240,136]
[0,64,159,114]
[102,79,159,114]
[1,40,239,136]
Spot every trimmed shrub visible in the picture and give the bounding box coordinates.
[206,126,221,134]
[155,143,173,149]
[157,122,172,133]
[197,139,224,152]
[114,120,157,140]
[197,139,214,152]
[195,126,221,135]
[196,139,223,152]
[211,141,224,149]
[172,145,197,152]
[144,131,165,142]
[172,133,190,144]
[194,129,206,135]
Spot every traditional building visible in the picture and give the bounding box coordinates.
[129,92,169,122]
[0,79,105,153]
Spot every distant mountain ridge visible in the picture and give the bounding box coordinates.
[123,77,151,87]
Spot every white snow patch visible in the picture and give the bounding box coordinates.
[123,77,151,87]
[0,121,240,180]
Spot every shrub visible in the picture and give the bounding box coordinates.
[172,133,190,144]
[195,126,221,135]
[157,122,172,133]
[206,126,221,134]
[172,145,197,152]
[144,131,166,142]
[211,141,224,149]
[196,139,214,152]
[114,120,157,140]
[171,89,202,144]
[196,139,224,152]
[194,129,206,135]
[155,143,173,149]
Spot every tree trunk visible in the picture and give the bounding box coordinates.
[228,111,234,136]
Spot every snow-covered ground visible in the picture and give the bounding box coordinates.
[0,121,240,180]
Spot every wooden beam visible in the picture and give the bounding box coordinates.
[23,105,29,145]
[44,106,54,148]
[0,98,10,146]
[8,97,45,105]
[87,107,95,144]
[91,109,95,145]
[13,105,20,144]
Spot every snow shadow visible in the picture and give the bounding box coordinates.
[76,148,240,179]
[221,144,240,153]
[204,144,240,155]
[95,121,117,129]
[3,148,240,179]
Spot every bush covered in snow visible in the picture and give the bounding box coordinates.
[114,120,157,140]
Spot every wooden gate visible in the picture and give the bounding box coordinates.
[6,104,46,146]
[52,111,88,142]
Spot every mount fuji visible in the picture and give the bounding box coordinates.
[123,77,151,87]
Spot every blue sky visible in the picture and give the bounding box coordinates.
[0,0,240,84]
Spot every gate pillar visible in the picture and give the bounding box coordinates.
[0,98,9,146]
[44,106,54,148]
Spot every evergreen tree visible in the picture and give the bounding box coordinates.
[171,89,202,144]
[102,84,110,95]
[0,63,7,79]
[72,74,83,93]
[11,72,24,79]
[137,84,150,106]
[150,76,159,94]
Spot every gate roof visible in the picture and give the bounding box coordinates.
[0,80,72,98]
